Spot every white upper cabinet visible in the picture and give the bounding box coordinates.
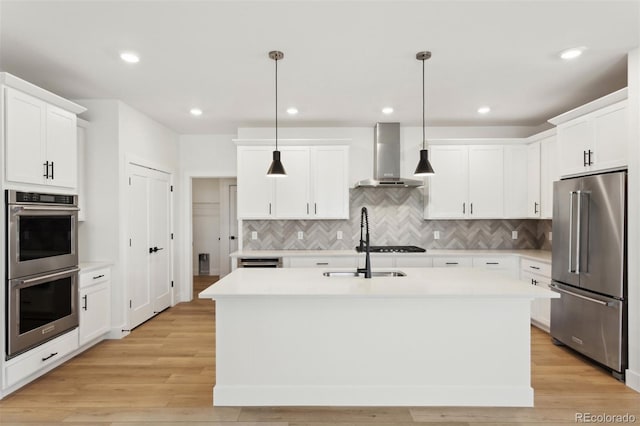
[2,74,85,193]
[551,90,627,177]
[237,144,349,220]
[539,134,558,219]
[426,145,503,219]
[503,145,528,218]
[526,142,541,218]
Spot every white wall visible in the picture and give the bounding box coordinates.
[626,48,640,392]
[180,134,237,176]
[76,99,180,336]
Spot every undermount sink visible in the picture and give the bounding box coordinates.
[322,271,407,278]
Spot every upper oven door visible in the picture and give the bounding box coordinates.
[8,204,79,279]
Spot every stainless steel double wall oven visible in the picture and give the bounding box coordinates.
[6,190,79,359]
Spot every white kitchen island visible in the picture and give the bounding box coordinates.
[199,267,558,407]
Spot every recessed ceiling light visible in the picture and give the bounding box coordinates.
[560,47,586,60]
[477,106,491,114]
[382,107,394,114]
[120,52,140,63]
[287,107,298,115]
[190,108,203,116]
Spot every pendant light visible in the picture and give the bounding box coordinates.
[414,51,435,176]
[266,50,287,177]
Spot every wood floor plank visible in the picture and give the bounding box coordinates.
[0,276,638,425]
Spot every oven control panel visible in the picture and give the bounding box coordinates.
[10,191,77,206]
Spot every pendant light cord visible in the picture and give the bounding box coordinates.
[422,57,425,150]
[275,56,279,151]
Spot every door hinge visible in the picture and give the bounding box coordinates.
[171,281,174,288]
[129,177,131,185]
[129,238,132,247]
[170,185,173,192]
[171,233,174,240]
[129,300,132,309]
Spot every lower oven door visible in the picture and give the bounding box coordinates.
[7,267,80,359]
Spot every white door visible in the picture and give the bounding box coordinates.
[127,164,172,329]
[468,145,504,218]
[229,184,238,261]
[426,146,469,218]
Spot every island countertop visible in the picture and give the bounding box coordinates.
[199,267,558,299]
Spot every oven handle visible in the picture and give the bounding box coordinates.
[20,268,80,284]
[13,206,80,212]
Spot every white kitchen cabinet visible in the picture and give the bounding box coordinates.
[526,142,541,218]
[539,134,558,219]
[394,256,434,268]
[4,86,78,190]
[77,120,88,221]
[473,256,518,278]
[555,100,627,177]
[520,258,552,331]
[433,256,473,267]
[503,145,528,218]
[288,256,357,268]
[426,145,503,219]
[237,145,349,220]
[79,267,111,346]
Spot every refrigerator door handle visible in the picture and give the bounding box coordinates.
[550,283,611,307]
[568,191,576,273]
[576,190,582,274]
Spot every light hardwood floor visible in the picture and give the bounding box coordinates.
[1,275,638,425]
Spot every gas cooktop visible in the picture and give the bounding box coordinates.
[355,245,426,253]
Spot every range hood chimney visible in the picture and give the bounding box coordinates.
[355,123,424,188]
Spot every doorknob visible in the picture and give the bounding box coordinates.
[149,247,164,253]
[230,236,236,240]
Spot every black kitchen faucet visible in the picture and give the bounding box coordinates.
[357,207,372,278]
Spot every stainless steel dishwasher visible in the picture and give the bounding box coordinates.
[237,257,283,268]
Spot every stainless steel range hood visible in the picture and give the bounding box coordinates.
[355,122,424,188]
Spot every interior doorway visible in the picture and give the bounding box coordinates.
[191,178,237,294]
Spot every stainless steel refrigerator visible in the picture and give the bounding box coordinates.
[551,171,627,379]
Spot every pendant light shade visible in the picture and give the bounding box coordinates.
[267,50,287,177]
[414,51,435,177]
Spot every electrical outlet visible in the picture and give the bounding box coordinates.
[549,231,553,241]
[251,231,258,240]
[512,231,518,240]
[337,231,343,240]
[433,231,440,240]
[298,231,304,240]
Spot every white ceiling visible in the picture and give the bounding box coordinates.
[0,0,638,135]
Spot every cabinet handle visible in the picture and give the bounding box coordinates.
[83,294,88,311]
[588,150,593,166]
[583,150,588,167]
[463,203,465,214]
[42,352,58,362]
[534,202,539,214]
[445,262,459,265]
[269,203,272,215]
[307,203,309,214]
[43,161,49,178]
[470,203,473,215]
[50,161,54,179]
[93,274,105,280]
[486,262,499,265]
[529,266,540,270]
[314,203,317,214]
[316,262,329,266]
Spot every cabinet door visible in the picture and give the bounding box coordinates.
[79,282,111,346]
[468,146,504,218]
[503,145,528,218]
[426,146,468,218]
[526,142,541,218]
[274,147,310,218]
[5,87,46,185]
[539,135,558,219]
[237,147,274,219]
[312,146,349,219]
[557,118,592,176]
[45,104,77,189]
[592,101,627,171]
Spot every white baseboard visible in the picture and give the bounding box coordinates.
[626,368,640,392]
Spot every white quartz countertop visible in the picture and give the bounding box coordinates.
[230,249,551,263]
[199,267,559,299]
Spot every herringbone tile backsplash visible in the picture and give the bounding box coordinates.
[243,188,552,251]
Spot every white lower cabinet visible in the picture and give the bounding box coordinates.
[433,256,473,267]
[288,256,357,268]
[79,267,112,346]
[5,329,79,388]
[472,256,518,278]
[520,259,552,331]
[394,257,434,268]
